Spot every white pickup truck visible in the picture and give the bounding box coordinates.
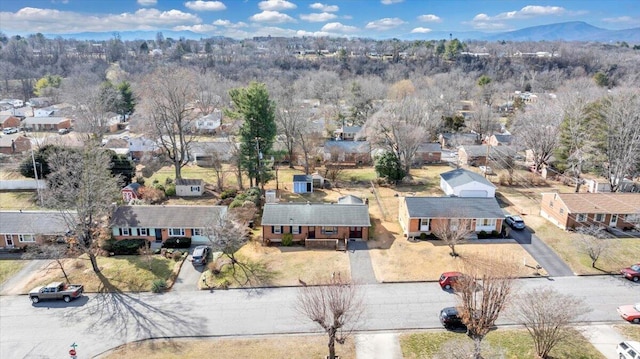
[29,282,84,303]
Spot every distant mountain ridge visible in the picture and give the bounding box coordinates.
[44,21,639,43]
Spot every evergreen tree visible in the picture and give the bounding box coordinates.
[375,151,406,183]
[226,82,277,189]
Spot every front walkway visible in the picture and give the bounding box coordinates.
[348,241,377,284]
[579,324,627,359]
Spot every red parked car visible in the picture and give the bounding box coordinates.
[439,272,463,290]
[617,303,640,324]
[621,263,640,282]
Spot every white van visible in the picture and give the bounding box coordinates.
[618,341,640,359]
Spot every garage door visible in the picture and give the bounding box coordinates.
[459,190,488,197]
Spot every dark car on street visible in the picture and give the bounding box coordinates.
[439,307,465,329]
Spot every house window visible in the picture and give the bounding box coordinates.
[121,228,130,236]
[478,218,496,227]
[292,226,300,234]
[139,228,148,236]
[420,218,431,231]
[19,234,35,243]
[594,214,604,222]
[192,228,202,236]
[576,214,586,222]
[549,201,554,208]
[559,208,564,214]
[273,226,282,234]
[321,226,337,235]
[169,228,185,236]
[191,186,200,192]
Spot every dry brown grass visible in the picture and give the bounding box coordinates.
[233,240,352,286]
[102,335,356,359]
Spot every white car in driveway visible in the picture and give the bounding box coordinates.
[617,341,640,359]
[2,127,18,134]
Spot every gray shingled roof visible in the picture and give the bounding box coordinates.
[293,175,311,182]
[0,211,73,235]
[175,178,204,186]
[440,168,495,188]
[323,140,371,153]
[404,197,504,218]
[417,143,442,152]
[110,205,227,228]
[261,203,371,227]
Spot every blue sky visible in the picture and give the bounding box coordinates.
[0,0,638,39]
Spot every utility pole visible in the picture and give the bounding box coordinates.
[484,144,491,179]
[31,147,43,206]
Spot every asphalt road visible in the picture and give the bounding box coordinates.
[1,276,638,358]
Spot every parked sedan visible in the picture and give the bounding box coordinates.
[621,263,640,282]
[191,245,210,266]
[617,303,640,324]
[439,271,463,290]
[439,307,465,329]
[2,127,18,134]
[505,215,526,230]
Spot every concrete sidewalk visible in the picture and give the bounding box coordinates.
[355,332,403,359]
[579,324,626,359]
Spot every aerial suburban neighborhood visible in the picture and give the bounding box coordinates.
[0,1,639,358]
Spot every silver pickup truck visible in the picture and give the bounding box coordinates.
[29,282,84,303]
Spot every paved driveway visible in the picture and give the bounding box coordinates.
[171,246,207,292]
[508,227,575,277]
[348,241,377,284]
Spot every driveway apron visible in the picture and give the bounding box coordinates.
[509,229,574,277]
[355,332,403,359]
[348,241,378,284]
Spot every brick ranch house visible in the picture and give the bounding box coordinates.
[0,211,72,248]
[540,192,640,230]
[110,205,227,246]
[261,198,371,249]
[398,196,505,239]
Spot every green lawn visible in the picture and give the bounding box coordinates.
[400,328,605,359]
[0,260,26,285]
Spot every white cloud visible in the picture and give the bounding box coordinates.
[321,22,358,33]
[0,7,201,34]
[365,17,405,31]
[300,12,337,22]
[258,0,297,11]
[417,14,441,22]
[410,27,431,33]
[184,1,226,11]
[467,5,568,30]
[309,3,339,12]
[137,0,157,6]
[173,24,217,33]
[213,19,248,28]
[250,10,296,23]
[381,0,403,4]
[602,15,636,23]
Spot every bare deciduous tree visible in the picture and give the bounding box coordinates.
[597,89,640,192]
[62,74,116,143]
[366,95,440,176]
[512,98,563,172]
[468,103,499,144]
[45,146,121,273]
[137,66,197,179]
[296,274,364,359]
[273,85,307,169]
[512,287,591,359]
[204,208,265,286]
[431,218,474,257]
[576,225,613,269]
[454,257,518,359]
